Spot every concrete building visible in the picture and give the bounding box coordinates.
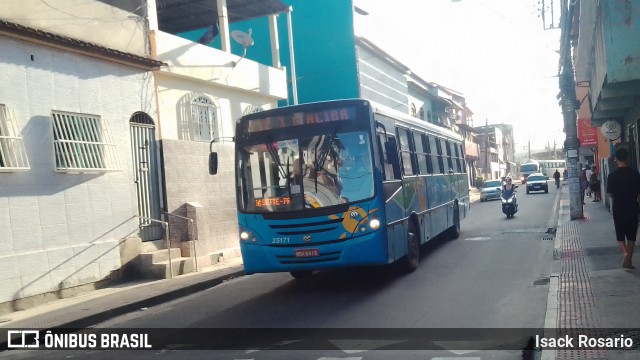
[0,0,290,312]
[493,124,517,176]
[0,0,163,310]
[567,0,640,209]
[148,0,289,269]
[475,125,505,180]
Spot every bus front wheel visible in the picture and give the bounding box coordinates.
[290,270,313,280]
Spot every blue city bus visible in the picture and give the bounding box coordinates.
[209,99,469,279]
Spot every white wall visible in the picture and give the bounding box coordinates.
[1,0,148,57]
[356,44,409,112]
[154,31,288,102]
[155,73,278,141]
[0,36,156,303]
[154,52,283,262]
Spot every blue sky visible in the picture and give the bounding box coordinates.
[353,0,564,152]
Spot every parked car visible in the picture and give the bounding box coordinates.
[480,179,503,202]
[526,173,549,194]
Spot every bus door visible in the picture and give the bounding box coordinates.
[376,129,405,262]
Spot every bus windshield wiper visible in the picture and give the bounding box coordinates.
[314,128,338,173]
[265,141,288,180]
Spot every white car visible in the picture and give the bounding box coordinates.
[526,173,549,194]
[480,179,503,202]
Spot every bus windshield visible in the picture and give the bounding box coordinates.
[237,130,374,213]
[520,164,538,172]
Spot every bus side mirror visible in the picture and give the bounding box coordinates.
[209,152,218,175]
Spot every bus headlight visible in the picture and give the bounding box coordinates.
[369,218,380,230]
[240,231,250,241]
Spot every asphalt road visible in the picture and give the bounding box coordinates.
[3,182,562,360]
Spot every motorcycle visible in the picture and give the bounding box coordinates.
[501,186,518,219]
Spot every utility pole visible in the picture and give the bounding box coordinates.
[559,0,583,219]
[485,119,490,179]
[528,139,531,160]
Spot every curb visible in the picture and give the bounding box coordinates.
[541,186,565,360]
[0,267,245,351]
[56,268,246,329]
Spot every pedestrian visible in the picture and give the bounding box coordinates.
[606,147,640,269]
[563,168,568,180]
[585,166,593,197]
[553,169,561,189]
[579,168,589,205]
[590,170,601,202]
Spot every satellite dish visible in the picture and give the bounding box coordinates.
[231,28,254,67]
[231,28,254,49]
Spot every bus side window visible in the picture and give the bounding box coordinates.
[378,132,400,180]
[456,143,465,172]
[396,127,416,176]
[427,135,441,174]
[445,140,454,173]
[421,134,434,174]
[413,132,429,174]
[435,137,445,174]
[461,144,467,172]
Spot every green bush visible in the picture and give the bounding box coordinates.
[475,176,484,188]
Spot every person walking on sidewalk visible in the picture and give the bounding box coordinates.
[606,147,640,269]
[585,166,593,197]
[553,169,561,189]
[579,169,589,205]
[589,170,601,202]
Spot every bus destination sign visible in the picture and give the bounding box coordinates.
[245,106,356,134]
[255,196,291,208]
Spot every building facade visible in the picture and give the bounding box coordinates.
[0,0,290,311]
[0,0,163,309]
[568,0,640,209]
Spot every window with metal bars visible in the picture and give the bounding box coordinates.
[51,111,121,172]
[243,104,264,115]
[0,104,30,171]
[190,96,218,142]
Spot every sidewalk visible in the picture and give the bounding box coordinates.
[544,185,640,360]
[0,257,244,332]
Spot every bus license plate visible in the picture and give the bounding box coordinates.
[295,249,319,258]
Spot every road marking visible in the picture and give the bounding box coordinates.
[446,350,480,355]
[465,237,491,241]
[329,339,407,351]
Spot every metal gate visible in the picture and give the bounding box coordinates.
[130,112,163,241]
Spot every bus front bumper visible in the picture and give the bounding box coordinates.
[239,231,387,274]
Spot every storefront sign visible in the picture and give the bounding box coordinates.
[577,118,597,146]
[600,120,621,140]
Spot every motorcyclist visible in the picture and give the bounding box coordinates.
[502,176,517,207]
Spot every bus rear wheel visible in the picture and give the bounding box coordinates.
[290,270,313,280]
[401,222,419,273]
[448,205,461,239]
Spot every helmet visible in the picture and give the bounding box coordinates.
[505,176,512,182]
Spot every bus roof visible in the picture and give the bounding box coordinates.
[369,100,463,141]
[237,98,463,142]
